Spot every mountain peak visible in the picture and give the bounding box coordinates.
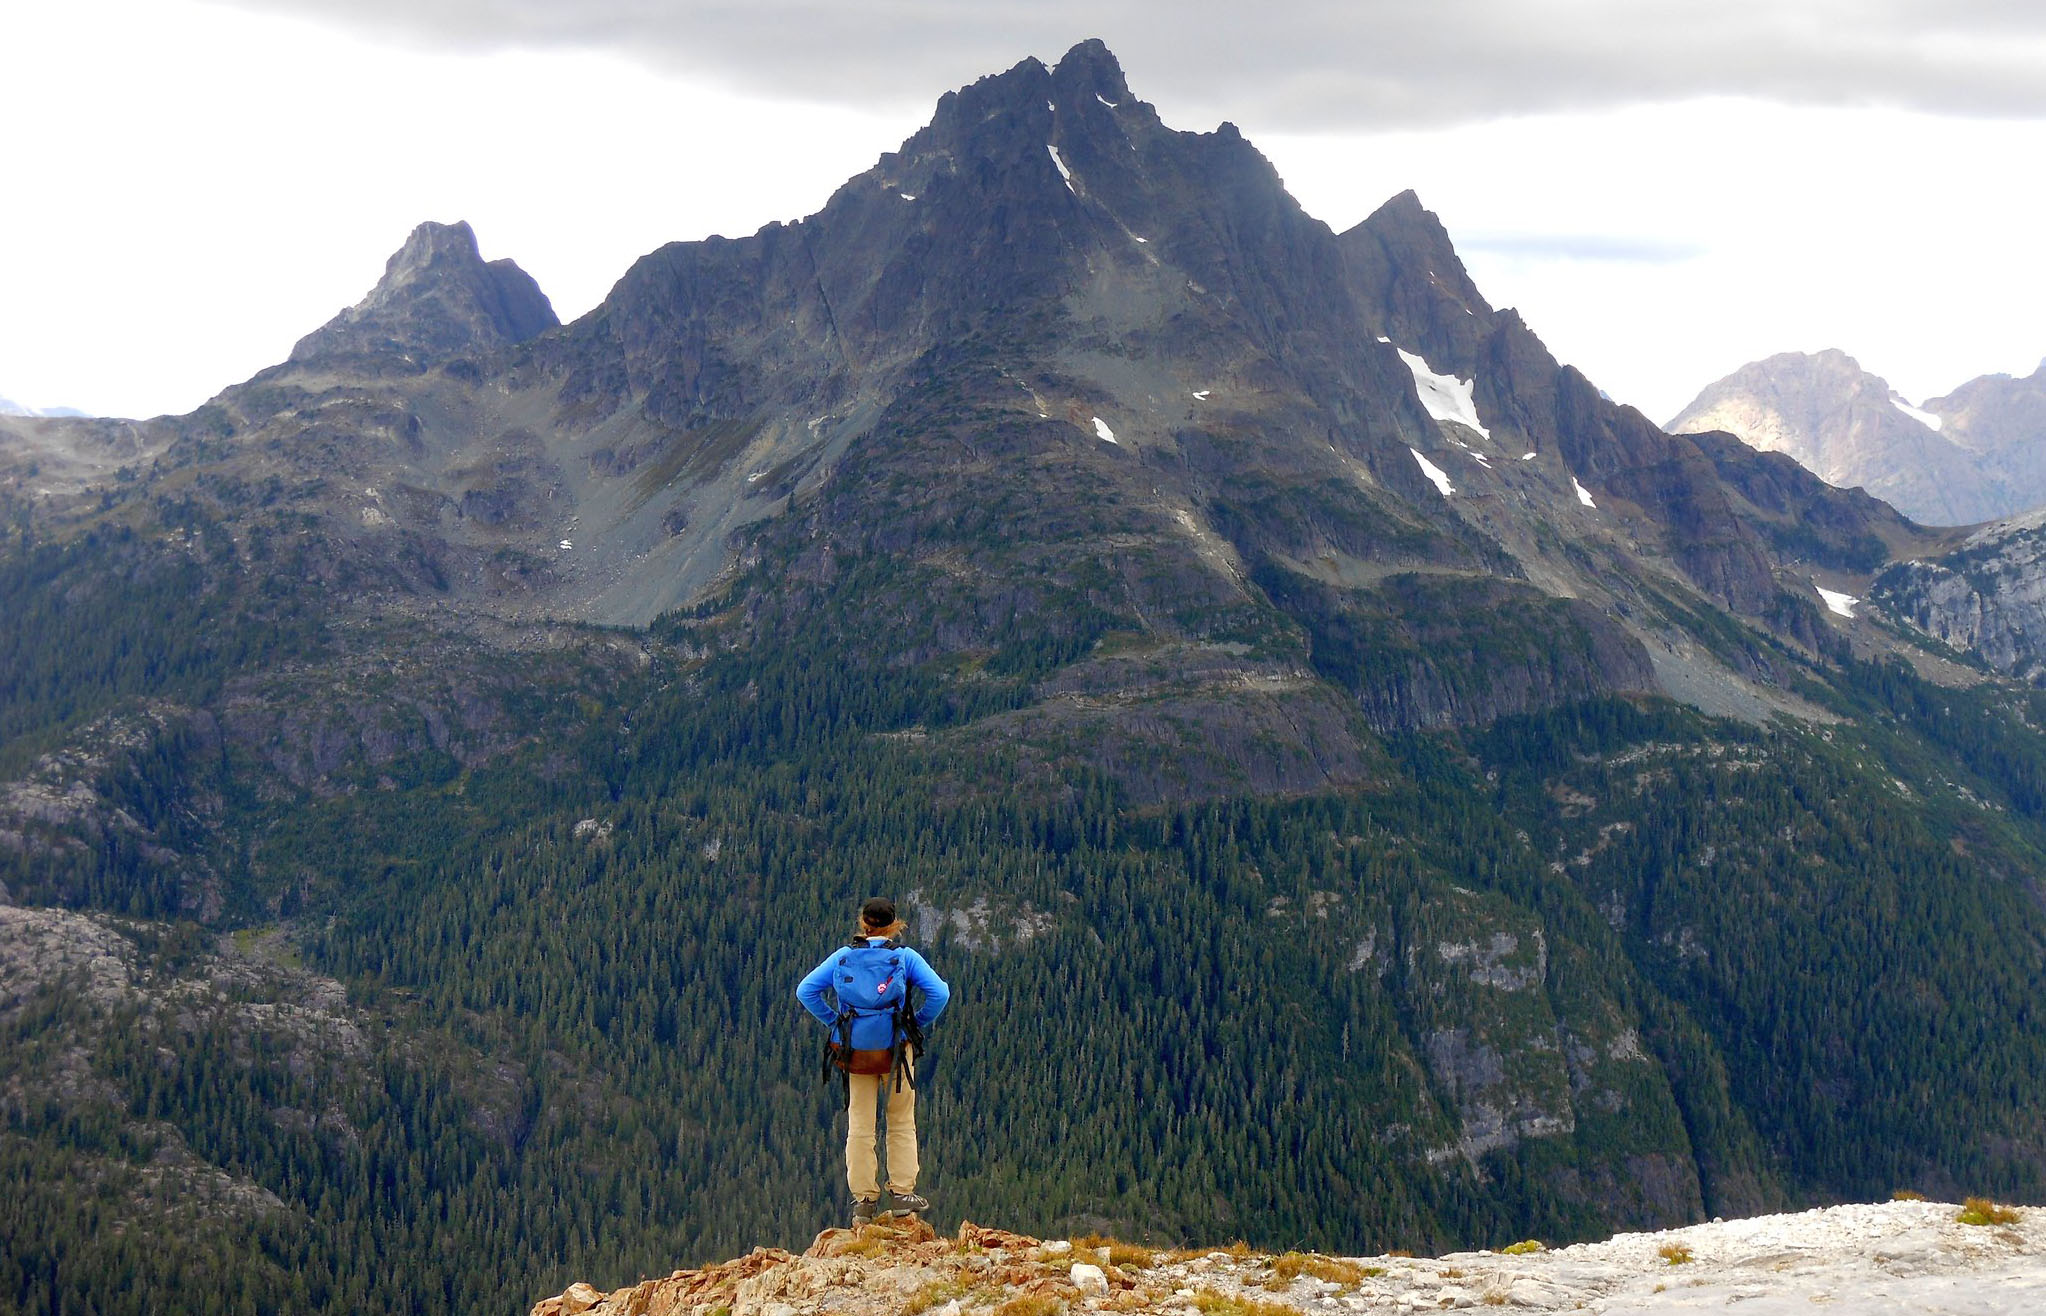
[387,219,487,277]
[1050,37,1132,101]
[289,220,558,367]
[1667,349,2006,524]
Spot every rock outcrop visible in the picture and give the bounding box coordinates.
[530,1203,2045,1316]
[1874,508,2046,682]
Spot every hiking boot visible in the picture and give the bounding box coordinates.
[886,1189,930,1216]
[851,1197,879,1226]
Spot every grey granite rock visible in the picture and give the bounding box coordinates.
[289,219,557,366]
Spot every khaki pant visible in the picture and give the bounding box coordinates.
[844,1069,917,1200]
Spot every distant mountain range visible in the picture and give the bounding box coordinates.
[0,394,87,418]
[1668,349,2046,526]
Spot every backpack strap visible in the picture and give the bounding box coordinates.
[889,979,927,1092]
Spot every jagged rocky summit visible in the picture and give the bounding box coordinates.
[530,1203,2046,1316]
[1669,350,2046,527]
[289,218,558,366]
[8,37,1942,730]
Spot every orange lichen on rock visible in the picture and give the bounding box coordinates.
[531,1244,800,1316]
[532,1218,1059,1316]
[956,1223,1043,1252]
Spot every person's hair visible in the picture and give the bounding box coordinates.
[858,897,904,939]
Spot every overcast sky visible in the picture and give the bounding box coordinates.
[4,0,2044,422]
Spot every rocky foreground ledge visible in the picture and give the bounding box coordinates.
[531,1201,2045,1316]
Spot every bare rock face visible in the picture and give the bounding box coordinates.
[1874,508,2046,682]
[289,220,558,367]
[1668,350,2004,527]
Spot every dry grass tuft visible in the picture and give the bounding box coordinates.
[905,1279,975,1316]
[1190,1289,1297,1316]
[1499,1240,1544,1256]
[992,1295,1062,1316]
[1891,1189,1927,1202]
[1159,1241,1255,1265]
[1657,1243,1693,1266]
[1957,1197,2023,1226]
[1070,1236,1157,1269]
[1264,1252,1371,1290]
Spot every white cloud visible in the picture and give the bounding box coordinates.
[215,0,2046,129]
[0,0,915,417]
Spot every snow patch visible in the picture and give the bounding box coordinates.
[1096,94,1118,108]
[1092,417,1118,444]
[1471,452,1492,469]
[1816,585,1858,618]
[1395,347,1491,438]
[1411,449,1455,497]
[558,539,573,550]
[1046,144,1076,194]
[1573,477,1596,508]
[1891,392,1945,431]
[1521,451,1537,460]
[899,192,916,201]
[1191,390,1210,400]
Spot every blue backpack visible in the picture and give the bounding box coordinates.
[823,938,924,1094]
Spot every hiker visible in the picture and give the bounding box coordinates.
[797,897,951,1226]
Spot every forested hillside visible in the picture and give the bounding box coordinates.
[8,571,2046,1315]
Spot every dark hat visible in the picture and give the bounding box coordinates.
[861,897,898,927]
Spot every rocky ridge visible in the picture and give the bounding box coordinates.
[0,42,1948,735]
[531,1203,2043,1316]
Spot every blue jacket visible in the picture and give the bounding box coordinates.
[797,939,951,1050]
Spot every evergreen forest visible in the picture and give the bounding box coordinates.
[5,521,2046,1316]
